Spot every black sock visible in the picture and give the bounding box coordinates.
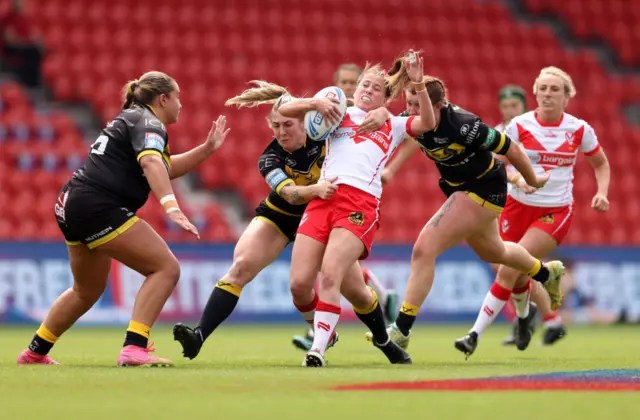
[29,334,54,355]
[395,301,419,336]
[123,332,148,348]
[355,302,389,345]
[396,313,416,336]
[529,261,550,284]
[197,280,242,342]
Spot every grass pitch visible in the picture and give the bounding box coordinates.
[1,324,638,419]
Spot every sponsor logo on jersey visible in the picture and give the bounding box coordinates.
[423,144,466,162]
[465,120,481,142]
[144,132,165,152]
[354,122,392,153]
[534,152,576,167]
[433,137,449,144]
[482,128,497,149]
[265,169,288,190]
[348,212,364,226]
[145,118,166,131]
[307,146,320,156]
[460,124,469,136]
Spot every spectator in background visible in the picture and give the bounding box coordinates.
[558,257,619,325]
[333,63,362,99]
[1,0,44,87]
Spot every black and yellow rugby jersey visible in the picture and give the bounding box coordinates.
[258,138,325,216]
[403,104,511,185]
[72,103,171,211]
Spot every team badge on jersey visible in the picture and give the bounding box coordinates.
[348,212,364,226]
[145,132,165,152]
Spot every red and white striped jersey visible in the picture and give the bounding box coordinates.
[322,107,414,198]
[504,111,600,207]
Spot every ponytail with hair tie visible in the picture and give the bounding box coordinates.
[128,81,138,95]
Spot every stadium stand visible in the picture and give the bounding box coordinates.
[1,0,638,244]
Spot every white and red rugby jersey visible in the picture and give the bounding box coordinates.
[322,107,414,199]
[504,111,600,207]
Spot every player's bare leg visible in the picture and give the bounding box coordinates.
[100,220,180,367]
[455,223,564,357]
[174,218,288,359]
[304,229,410,367]
[293,265,397,352]
[18,244,111,365]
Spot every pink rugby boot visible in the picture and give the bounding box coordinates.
[117,342,173,367]
[17,349,60,365]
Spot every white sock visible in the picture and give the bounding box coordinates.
[363,268,388,307]
[543,313,562,328]
[471,282,512,336]
[294,292,318,325]
[511,280,531,318]
[311,301,341,355]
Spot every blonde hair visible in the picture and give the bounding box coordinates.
[122,71,176,110]
[225,80,294,114]
[534,66,576,98]
[356,62,392,98]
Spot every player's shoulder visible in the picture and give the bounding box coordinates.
[446,104,481,126]
[118,104,166,132]
[509,111,536,127]
[561,112,592,131]
[261,138,285,157]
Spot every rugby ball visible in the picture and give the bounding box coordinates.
[304,86,347,142]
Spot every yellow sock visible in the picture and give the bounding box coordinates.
[353,287,379,315]
[527,259,542,277]
[127,320,150,339]
[216,279,243,297]
[400,301,420,317]
[36,324,59,344]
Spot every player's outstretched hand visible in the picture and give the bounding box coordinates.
[206,115,231,152]
[168,210,200,238]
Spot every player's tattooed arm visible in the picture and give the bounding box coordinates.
[279,184,305,205]
[279,180,338,205]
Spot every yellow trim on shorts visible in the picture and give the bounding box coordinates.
[255,216,289,242]
[65,240,82,246]
[465,192,503,213]
[264,199,302,217]
[137,149,163,162]
[86,216,140,249]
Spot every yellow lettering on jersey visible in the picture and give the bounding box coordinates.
[422,143,466,161]
[284,154,324,187]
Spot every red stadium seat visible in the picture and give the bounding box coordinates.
[2,0,635,244]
